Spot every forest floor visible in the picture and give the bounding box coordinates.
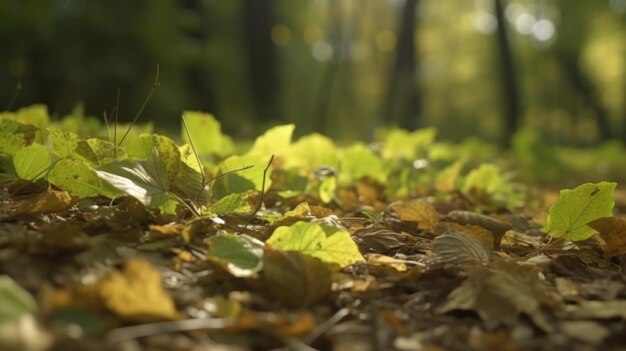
[2,181,626,351]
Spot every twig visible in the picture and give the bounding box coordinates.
[245,154,274,227]
[113,89,120,159]
[117,64,160,148]
[102,111,111,141]
[106,318,231,344]
[181,114,207,203]
[5,81,22,111]
[9,159,61,196]
[303,307,350,344]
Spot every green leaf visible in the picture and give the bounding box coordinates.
[0,118,37,155]
[86,138,128,164]
[96,151,171,207]
[261,248,332,307]
[213,153,272,198]
[181,111,234,157]
[379,127,436,160]
[544,182,617,241]
[339,144,386,184]
[209,193,252,216]
[266,221,364,267]
[48,159,102,197]
[462,163,504,194]
[248,124,294,157]
[124,134,181,181]
[47,128,98,164]
[207,233,264,277]
[284,133,339,170]
[0,275,37,325]
[13,143,52,180]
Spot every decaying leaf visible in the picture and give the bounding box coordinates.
[391,200,439,231]
[353,227,407,254]
[266,221,364,268]
[446,210,512,248]
[3,190,73,219]
[544,182,616,241]
[587,217,626,256]
[432,231,492,265]
[98,259,180,322]
[439,262,556,332]
[261,248,332,307]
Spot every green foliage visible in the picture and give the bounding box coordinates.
[379,128,436,160]
[544,182,616,241]
[0,275,37,325]
[124,134,181,181]
[0,119,36,156]
[48,159,102,198]
[207,233,264,277]
[87,138,128,165]
[47,128,98,164]
[266,221,364,268]
[248,124,294,158]
[181,111,235,157]
[96,151,170,207]
[13,143,51,180]
[339,144,386,184]
[284,133,339,170]
[213,153,272,199]
[209,193,252,216]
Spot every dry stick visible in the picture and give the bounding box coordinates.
[5,81,21,111]
[102,111,112,141]
[181,114,207,203]
[245,154,274,228]
[113,89,120,159]
[106,318,232,344]
[117,64,161,149]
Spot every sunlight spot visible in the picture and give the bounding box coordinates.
[532,19,555,42]
[610,0,626,13]
[505,3,525,23]
[413,159,429,170]
[271,24,291,46]
[474,12,497,35]
[375,30,396,51]
[312,41,333,61]
[515,13,535,35]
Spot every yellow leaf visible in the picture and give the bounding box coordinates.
[392,200,439,231]
[98,259,180,323]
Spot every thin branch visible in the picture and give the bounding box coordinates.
[118,64,161,148]
[113,89,120,159]
[102,111,111,141]
[107,318,231,344]
[181,114,207,203]
[245,154,274,227]
[10,159,61,196]
[208,165,254,185]
[5,81,22,111]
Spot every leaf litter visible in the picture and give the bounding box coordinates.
[2,113,626,350]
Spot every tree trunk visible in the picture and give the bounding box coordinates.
[384,0,420,131]
[242,0,280,123]
[494,0,521,149]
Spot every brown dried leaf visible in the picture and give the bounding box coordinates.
[353,227,407,254]
[446,210,512,248]
[3,190,73,219]
[435,222,494,249]
[392,200,439,231]
[439,262,556,332]
[587,217,626,256]
[432,231,492,265]
[365,253,408,272]
[148,223,184,238]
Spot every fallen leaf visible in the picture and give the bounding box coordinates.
[432,231,492,265]
[446,210,511,248]
[365,253,408,272]
[0,276,37,325]
[544,182,616,241]
[4,190,73,219]
[267,221,364,267]
[148,223,184,238]
[587,217,626,256]
[207,233,264,277]
[392,200,439,231]
[261,248,332,307]
[439,262,555,331]
[98,259,180,322]
[353,228,407,254]
[560,320,609,344]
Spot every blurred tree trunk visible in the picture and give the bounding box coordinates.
[384,0,420,131]
[494,0,520,149]
[182,0,216,113]
[557,54,612,140]
[242,0,280,123]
